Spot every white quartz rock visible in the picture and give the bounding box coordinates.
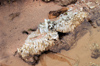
[17,30,58,61]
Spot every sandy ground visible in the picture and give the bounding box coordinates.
[0,0,100,66]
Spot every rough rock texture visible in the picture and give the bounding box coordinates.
[50,0,100,52]
[17,0,100,65]
[17,30,59,62]
[54,12,88,33]
[50,2,100,53]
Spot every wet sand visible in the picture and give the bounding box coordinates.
[0,0,100,66]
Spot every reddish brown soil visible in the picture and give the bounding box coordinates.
[0,0,100,66]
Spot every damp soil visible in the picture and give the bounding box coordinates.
[0,0,100,66]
